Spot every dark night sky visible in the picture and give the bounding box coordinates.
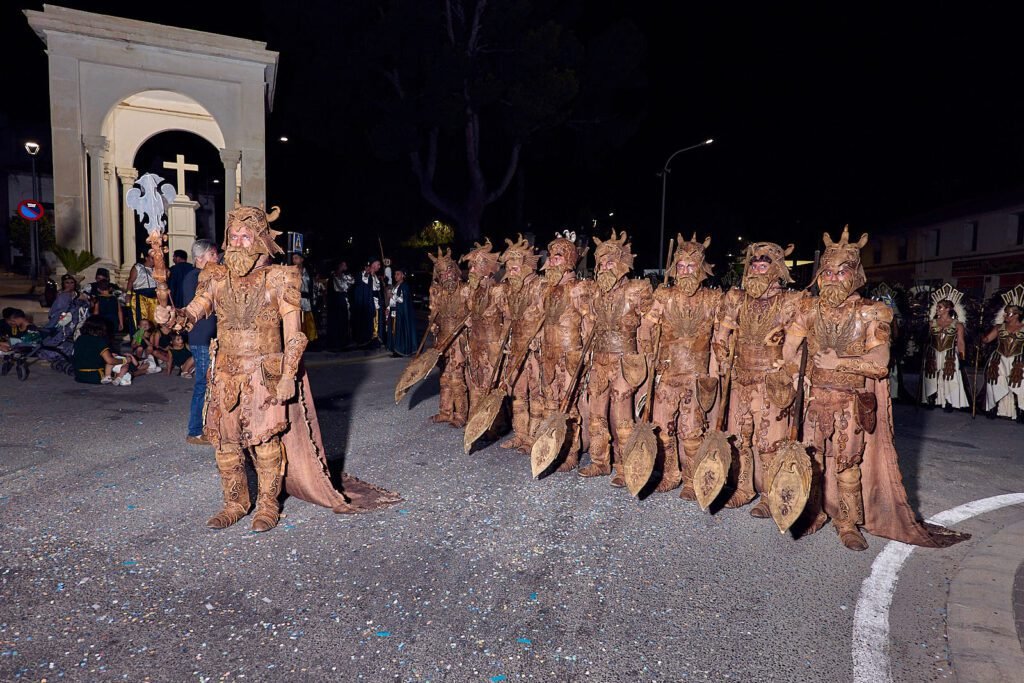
[3,2,1023,269]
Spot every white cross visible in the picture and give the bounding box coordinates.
[162,154,199,197]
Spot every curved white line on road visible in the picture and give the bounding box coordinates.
[851,492,1024,683]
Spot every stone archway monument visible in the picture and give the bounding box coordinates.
[25,4,278,277]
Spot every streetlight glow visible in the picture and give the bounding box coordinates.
[24,141,40,156]
[279,136,289,142]
[608,212,615,217]
[658,137,716,270]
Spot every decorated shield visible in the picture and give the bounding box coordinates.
[765,440,813,534]
[394,348,441,403]
[696,374,720,414]
[620,353,647,389]
[530,412,569,478]
[463,389,507,453]
[693,431,732,510]
[621,422,657,496]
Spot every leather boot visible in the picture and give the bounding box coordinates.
[207,448,251,529]
[677,435,702,499]
[723,422,756,508]
[430,381,452,424]
[655,429,682,493]
[835,465,868,551]
[609,421,632,488]
[501,398,530,450]
[451,385,469,428]
[251,440,284,533]
[557,423,581,472]
[579,419,612,477]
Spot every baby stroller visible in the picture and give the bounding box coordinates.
[1,301,88,381]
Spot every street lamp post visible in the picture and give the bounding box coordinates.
[24,141,41,280]
[658,138,713,271]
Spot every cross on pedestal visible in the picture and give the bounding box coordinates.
[162,154,199,199]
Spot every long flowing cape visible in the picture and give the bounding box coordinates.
[281,365,402,512]
[857,377,968,547]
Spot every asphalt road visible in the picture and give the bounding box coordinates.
[1,356,1022,682]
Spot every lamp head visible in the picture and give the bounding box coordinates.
[24,142,40,156]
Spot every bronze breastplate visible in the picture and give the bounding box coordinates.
[932,323,956,352]
[542,284,582,351]
[808,301,868,389]
[594,286,639,353]
[661,291,714,373]
[997,327,1024,357]
[734,295,785,371]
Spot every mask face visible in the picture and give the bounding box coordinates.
[676,271,702,296]
[544,265,566,284]
[743,272,774,299]
[224,246,258,277]
[819,280,852,308]
[596,270,619,293]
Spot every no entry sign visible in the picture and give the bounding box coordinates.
[17,200,45,222]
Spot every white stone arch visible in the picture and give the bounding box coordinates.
[25,5,277,278]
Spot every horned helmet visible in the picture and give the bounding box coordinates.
[592,229,635,292]
[499,234,539,290]
[223,203,283,276]
[459,238,500,288]
[671,232,714,296]
[814,225,868,308]
[223,203,284,257]
[742,241,795,299]
[544,230,579,283]
[426,247,461,288]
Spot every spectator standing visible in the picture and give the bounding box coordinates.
[291,252,318,343]
[327,260,353,350]
[167,249,195,308]
[126,253,159,329]
[91,281,123,336]
[387,268,419,357]
[183,239,218,445]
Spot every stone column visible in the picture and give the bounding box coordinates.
[219,148,241,218]
[103,160,120,273]
[116,167,138,279]
[82,134,110,262]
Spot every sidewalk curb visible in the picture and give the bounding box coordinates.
[947,517,1024,682]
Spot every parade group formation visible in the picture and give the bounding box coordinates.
[153,203,1024,553]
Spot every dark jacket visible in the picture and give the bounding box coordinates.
[181,268,216,346]
[168,261,195,308]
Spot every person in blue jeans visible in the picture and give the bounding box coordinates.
[181,239,219,445]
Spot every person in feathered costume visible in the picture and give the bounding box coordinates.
[982,283,1024,420]
[783,226,968,550]
[921,284,969,410]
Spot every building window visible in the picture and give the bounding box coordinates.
[872,245,882,264]
[1018,214,1024,246]
[897,237,908,262]
[967,221,978,251]
[934,229,941,256]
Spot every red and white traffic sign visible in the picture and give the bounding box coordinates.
[17,200,45,222]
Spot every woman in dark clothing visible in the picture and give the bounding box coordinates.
[386,268,419,357]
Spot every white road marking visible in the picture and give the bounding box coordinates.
[851,493,1024,683]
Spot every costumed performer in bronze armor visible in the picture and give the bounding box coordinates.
[536,231,593,470]
[497,235,547,451]
[426,248,470,426]
[580,230,653,486]
[921,284,969,410]
[157,205,400,532]
[712,242,802,514]
[982,283,1024,420]
[641,234,723,495]
[784,226,967,550]
[461,239,505,434]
